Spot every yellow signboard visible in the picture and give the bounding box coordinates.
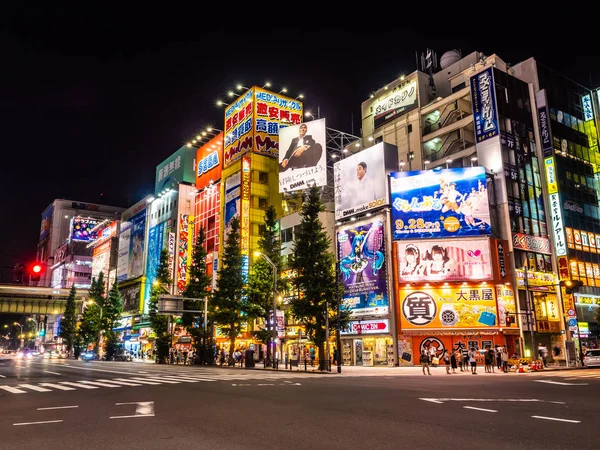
[398,286,498,330]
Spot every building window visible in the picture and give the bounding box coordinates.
[293,224,303,238]
[281,227,293,243]
[258,172,268,184]
[258,224,266,236]
[258,197,268,209]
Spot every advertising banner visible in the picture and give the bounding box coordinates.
[241,156,251,281]
[155,145,196,195]
[334,142,398,220]
[512,233,552,255]
[337,216,388,317]
[117,208,146,282]
[92,240,111,282]
[168,232,176,283]
[341,319,390,335]
[196,133,223,189]
[224,172,241,238]
[390,167,491,240]
[395,238,492,282]
[278,118,327,192]
[253,87,303,159]
[470,67,499,143]
[224,89,253,167]
[177,215,194,294]
[70,217,99,242]
[144,220,170,303]
[398,286,498,330]
[40,205,53,240]
[373,81,418,128]
[538,105,553,158]
[120,283,142,313]
[549,193,567,256]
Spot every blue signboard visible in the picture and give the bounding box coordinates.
[470,67,498,143]
[144,221,168,304]
[390,167,492,240]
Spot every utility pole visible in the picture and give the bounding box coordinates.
[523,265,537,360]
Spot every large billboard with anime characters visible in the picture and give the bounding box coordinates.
[337,216,388,317]
[395,238,493,282]
[390,167,491,240]
[397,286,498,330]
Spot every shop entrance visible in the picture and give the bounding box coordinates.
[342,337,393,366]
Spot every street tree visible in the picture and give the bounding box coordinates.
[182,225,213,364]
[59,285,77,357]
[290,186,346,370]
[246,205,284,362]
[211,216,244,365]
[103,282,123,360]
[148,249,171,363]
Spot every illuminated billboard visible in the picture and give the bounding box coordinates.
[334,142,398,220]
[70,217,99,242]
[144,220,170,305]
[398,286,498,330]
[395,238,493,282]
[470,67,499,143]
[117,203,147,283]
[224,171,241,238]
[337,216,388,317]
[196,133,223,189]
[92,240,111,281]
[40,205,53,240]
[373,81,418,128]
[241,156,251,281]
[177,215,194,294]
[155,145,196,195]
[224,87,303,168]
[390,167,491,240]
[253,87,303,159]
[279,118,327,192]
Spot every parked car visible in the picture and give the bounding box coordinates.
[583,349,600,367]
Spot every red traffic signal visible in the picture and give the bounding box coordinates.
[32,264,43,274]
[28,262,46,282]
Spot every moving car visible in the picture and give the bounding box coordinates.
[583,349,600,367]
[15,349,33,360]
[81,351,96,361]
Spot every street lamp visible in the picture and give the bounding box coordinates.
[13,322,24,349]
[254,251,278,369]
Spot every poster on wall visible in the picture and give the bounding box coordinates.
[224,172,241,238]
[40,205,53,240]
[390,167,491,240]
[373,81,418,128]
[396,238,493,282]
[470,67,499,143]
[144,220,170,304]
[127,210,146,280]
[278,118,327,192]
[398,286,498,329]
[177,215,194,294]
[70,217,99,242]
[337,216,388,317]
[334,142,398,219]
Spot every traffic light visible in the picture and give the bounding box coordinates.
[28,262,46,283]
[560,279,584,294]
[505,314,516,326]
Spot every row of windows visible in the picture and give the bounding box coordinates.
[150,200,177,220]
[280,225,303,244]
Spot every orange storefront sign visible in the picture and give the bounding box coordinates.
[196,133,223,189]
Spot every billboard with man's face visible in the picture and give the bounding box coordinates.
[279,118,327,192]
[390,167,491,240]
[334,142,398,220]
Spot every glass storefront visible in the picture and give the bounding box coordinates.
[341,336,394,366]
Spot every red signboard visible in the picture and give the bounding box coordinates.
[196,133,223,189]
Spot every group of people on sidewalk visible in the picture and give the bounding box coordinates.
[420,345,510,375]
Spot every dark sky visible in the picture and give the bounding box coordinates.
[1,7,598,269]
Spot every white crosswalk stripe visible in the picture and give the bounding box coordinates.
[0,370,333,395]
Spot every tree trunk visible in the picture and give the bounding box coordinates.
[228,332,236,366]
[265,317,272,363]
[318,342,326,371]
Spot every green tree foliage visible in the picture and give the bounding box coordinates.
[148,249,172,363]
[78,302,100,349]
[246,206,284,360]
[59,285,77,356]
[290,186,346,370]
[211,216,244,365]
[182,226,213,364]
[103,282,123,360]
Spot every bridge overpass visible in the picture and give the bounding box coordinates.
[0,285,89,314]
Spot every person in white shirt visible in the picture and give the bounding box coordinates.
[352,161,377,207]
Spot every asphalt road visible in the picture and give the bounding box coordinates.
[0,355,598,450]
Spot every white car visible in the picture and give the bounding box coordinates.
[583,349,600,367]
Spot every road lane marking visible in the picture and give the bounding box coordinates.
[0,374,6,378]
[463,406,497,413]
[534,380,588,386]
[14,420,64,426]
[532,416,581,423]
[133,377,180,384]
[40,363,138,376]
[114,378,161,385]
[0,385,27,394]
[37,406,79,411]
[59,382,99,390]
[420,398,543,403]
[18,384,52,392]
[549,401,566,404]
[156,376,200,383]
[97,379,142,386]
[39,383,76,391]
[43,370,62,375]
[111,401,154,419]
[78,380,122,388]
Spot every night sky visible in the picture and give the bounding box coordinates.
[1,7,598,271]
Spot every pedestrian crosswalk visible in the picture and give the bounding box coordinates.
[530,369,600,379]
[0,370,331,396]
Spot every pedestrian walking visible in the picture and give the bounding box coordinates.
[451,350,458,374]
[468,347,478,374]
[420,351,431,375]
[501,348,509,373]
[444,350,451,374]
[538,343,548,368]
[428,345,437,368]
[219,348,226,366]
[496,346,502,370]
